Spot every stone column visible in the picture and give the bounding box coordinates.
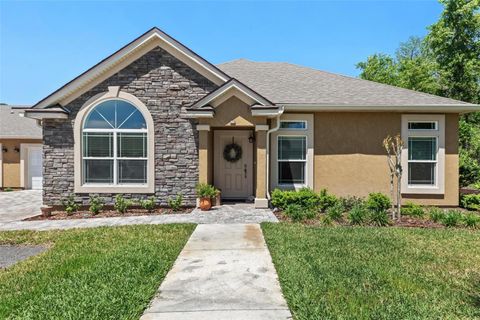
[255,125,269,208]
[197,125,211,184]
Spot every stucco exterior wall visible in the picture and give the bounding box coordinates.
[313,112,459,206]
[0,139,42,188]
[43,47,217,206]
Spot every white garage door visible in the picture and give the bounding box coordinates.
[28,147,43,190]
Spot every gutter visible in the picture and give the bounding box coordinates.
[266,106,285,200]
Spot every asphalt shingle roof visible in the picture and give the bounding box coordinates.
[217,59,472,106]
[0,105,42,139]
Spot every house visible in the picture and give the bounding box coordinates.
[24,27,479,208]
[0,105,43,190]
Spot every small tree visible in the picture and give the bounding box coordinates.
[383,135,404,220]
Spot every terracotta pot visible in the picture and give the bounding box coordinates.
[199,197,212,211]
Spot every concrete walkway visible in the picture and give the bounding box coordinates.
[141,224,292,320]
[0,190,42,223]
[0,203,278,231]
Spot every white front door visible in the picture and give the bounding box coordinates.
[214,130,253,199]
[28,147,43,190]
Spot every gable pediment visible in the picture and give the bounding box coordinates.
[33,27,230,109]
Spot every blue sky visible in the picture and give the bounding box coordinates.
[0,1,443,105]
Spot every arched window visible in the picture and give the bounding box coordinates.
[82,99,148,185]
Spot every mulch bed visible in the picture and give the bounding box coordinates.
[24,207,194,221]
[274,210,445,229]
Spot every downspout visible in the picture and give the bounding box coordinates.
[266,106,285,200]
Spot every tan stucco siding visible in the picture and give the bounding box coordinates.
[313,112,459,206]
[0,139,43,188]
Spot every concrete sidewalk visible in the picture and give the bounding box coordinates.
[141,224,292,320]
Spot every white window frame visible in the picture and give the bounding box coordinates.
[74,87,155,194]
[82,127,148,187]
[401,114,445,194]
[271,114,314,190]
[279,120,307,130]
[277,135,307,186]
[407,121,438,131]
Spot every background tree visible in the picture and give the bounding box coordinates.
[357,0,480,187]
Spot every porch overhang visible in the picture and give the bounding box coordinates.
[185,78,280,119]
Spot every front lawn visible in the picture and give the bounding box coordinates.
[0,224,195,319]
[262,223,480,320]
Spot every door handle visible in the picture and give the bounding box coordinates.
[244,164,247,178]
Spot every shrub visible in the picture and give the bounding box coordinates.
[114,194,132,214]
[365,193,391,213]
[167,193,183,211]
[4,187,13,192]
[401,202,425,217]
[428,207,446,223]
[348,204,369,225]
[321,215,333,226]
[139,196,156,212]
[318,189,338,212]
[284,204,316,222]
[271,188,320,210]
[368,209,390,227]
[61,194,79,215]
[195,183,217,198]
[340,196,364,211]
[326,202,344,221]
[442,210,463,227]
[461,194,480,211]
[463,213,480,229]
[89,196,104,215]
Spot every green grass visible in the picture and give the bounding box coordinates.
[0,224,195,319]
[262,223,480,320]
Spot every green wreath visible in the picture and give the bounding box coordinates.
[223,143,242,163]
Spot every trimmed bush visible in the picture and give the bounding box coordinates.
[401,202,425,217]
[139,196,156,212]
[368,209,390,227]
[463,213,480,228]
[365,193,391,213]
[284,204,316,222]
[461,194,480,211]
[340,196,364,211]
[61,194,79,215]
[167,193,183,211]
[114,194,132,214]
[428,207,446,223]
[318,189,338,212]
[348,204,369,225]
[326,202,344,221]
[442,210,463,227]
[271,188,320,210]
[89,196,104,215]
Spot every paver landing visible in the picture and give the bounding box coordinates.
[141,224,292,320]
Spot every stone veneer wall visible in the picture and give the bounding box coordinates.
[43,47,218,206]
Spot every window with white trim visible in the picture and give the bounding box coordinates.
[277,136,306,184]
[279,120,307,130]
[401,114,445,194]
[408,137,437,185]
[82,99,147,185]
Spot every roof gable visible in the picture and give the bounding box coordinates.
[33,27,230,109]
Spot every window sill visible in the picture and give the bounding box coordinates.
[75,184,154,194]
[402,185,444,195]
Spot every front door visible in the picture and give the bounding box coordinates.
[214,130,253,199]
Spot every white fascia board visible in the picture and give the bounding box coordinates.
[184,110,214,118]
[251,109,282,117]
[24,111,68,120]
[281,104,480,113]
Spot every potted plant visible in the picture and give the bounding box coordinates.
[196,183,218,211]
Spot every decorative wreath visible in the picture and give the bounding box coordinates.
[223,143,243,163]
